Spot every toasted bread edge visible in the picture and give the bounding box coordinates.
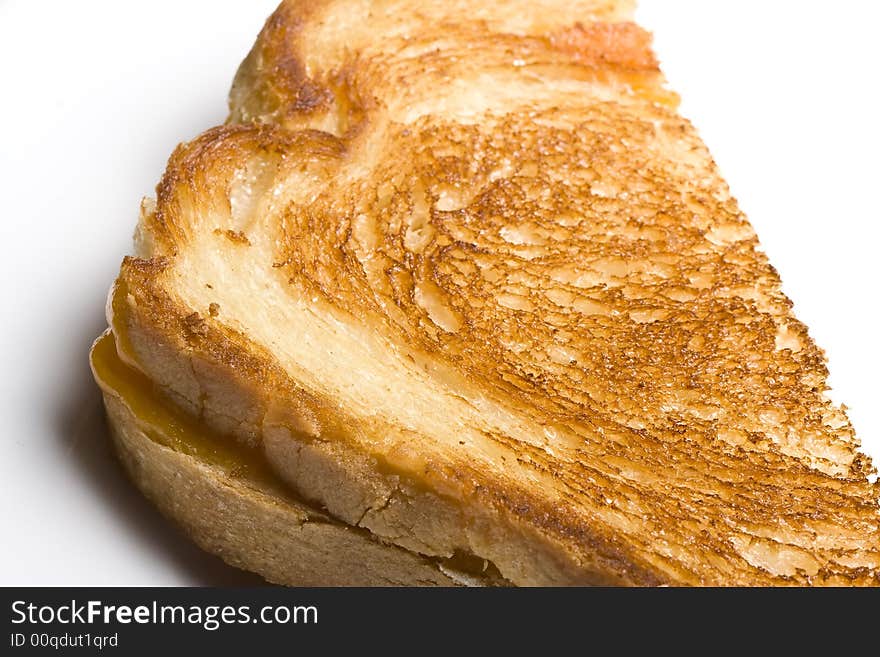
[99,386,480,586]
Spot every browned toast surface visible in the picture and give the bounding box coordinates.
[106,0,879,585]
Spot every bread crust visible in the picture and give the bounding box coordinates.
[98,365,486,586]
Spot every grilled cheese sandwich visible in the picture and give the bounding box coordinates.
[90,0,880,586]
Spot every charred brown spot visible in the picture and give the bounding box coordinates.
[182,312,209,338]
[214,228,251,246]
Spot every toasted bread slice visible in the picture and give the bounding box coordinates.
[101,0,880,585]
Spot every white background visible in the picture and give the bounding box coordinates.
[0,0,877,585]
